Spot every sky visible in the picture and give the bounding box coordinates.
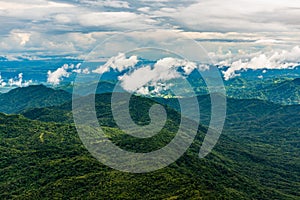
[0,0,300,85]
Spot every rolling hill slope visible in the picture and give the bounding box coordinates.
[0,85,72,114]
[1,111,298,199]
[0,85,299,199]
[19,93,300,199]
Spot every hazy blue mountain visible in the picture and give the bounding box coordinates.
[0,59,299,105]
[59,76,300,105]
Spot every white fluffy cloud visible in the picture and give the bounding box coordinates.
[120,57,209,95]
[93,53,139,74]
[47,63,89,85]
[0,74,6,87]
[72,67,90,74]
[0,73,33,88]
[47,64,71,85]
[119,58,183,93]
[219,46,300,80]
[95,54,209,94]
[92,52,211,94]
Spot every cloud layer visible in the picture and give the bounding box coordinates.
[1,0,300,60]
[1,0,300,85]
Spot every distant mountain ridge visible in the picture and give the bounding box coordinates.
[0,84,72,114]
[24,92,300,130]
[0,76,299,117]
[225,77,300,105]
[292,77,300,85]
[1,76,299,117]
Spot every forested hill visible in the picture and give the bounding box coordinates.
[0,111,299,199]
[0,85,71,114]
[0,85,299,199]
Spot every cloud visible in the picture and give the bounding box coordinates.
[0,0,155,39]
[0,0,75,24]
[92,53,209,95]
[47,63,90,85]
[1,0,300,64]
[137,7,151,12]
[0,30,33,52]
[0,1,74,10]
[117,57,208,94]
[72,67,90,74]
[82,68,90,74]
[142,1,300,49]
[12,31,31,46]
[0,0,158,58]
[0,73,6,87]
[47,64,71,85]
[140,0,171,2]
[79,0,130,8]
[78,12,134,27]
[77,11,153,29]
[254,39,283,44]
[119,58,182,93]
[0,30,118,59]
[0,73,33,88]
[220,46,300,80]
[163,0,300,32]
[93,53,138,74]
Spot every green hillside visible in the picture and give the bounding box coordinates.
[0,85,71,114]
[1,112,299,199]
[225,78,300,105]
[2,91,299,199]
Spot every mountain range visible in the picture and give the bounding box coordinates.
[225,77,300,105]
[0,84,299,199]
